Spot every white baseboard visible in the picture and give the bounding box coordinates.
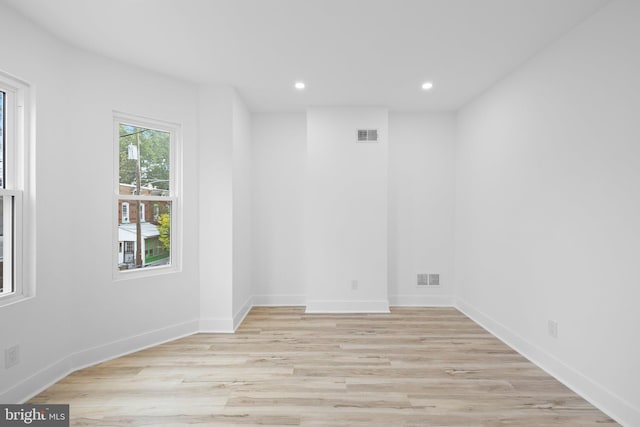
[72,319,199,370]
[455,298,639,427]
[0,356,72,404]
[252,294,306,306]
[233,297,254,331]
[389,294,453,306]
[305,299,390,313]
[0,319,199,404]
[199,317,235,333]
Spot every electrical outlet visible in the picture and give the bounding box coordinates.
[5,345,20,369]
[548,320,558,338]
[351,280,358,290]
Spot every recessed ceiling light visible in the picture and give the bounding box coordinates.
[294,81,306,90]
[421,81,434,91]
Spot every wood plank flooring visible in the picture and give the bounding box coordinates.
[30,307,617,426]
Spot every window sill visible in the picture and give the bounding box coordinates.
[0,293,35,308]
[112,263,181,282]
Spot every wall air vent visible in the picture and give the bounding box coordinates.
[417,273,440,286]
[357,129,378,142]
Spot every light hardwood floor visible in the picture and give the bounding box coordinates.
[30,307,617,426]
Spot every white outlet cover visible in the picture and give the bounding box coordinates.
[548,320,558,338]
[5,345,20,369]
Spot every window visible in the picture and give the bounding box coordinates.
[114,112,180,278]
[0,70,33,305]
[140,202,145,222]
[121,202,130,224]
[0,90,8,298]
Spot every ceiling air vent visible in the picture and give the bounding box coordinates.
[357,129,378,142]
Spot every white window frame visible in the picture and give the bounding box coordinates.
[113,111,181,280]
[0,70,35,307]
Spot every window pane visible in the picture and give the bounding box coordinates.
[118,124,170,196]
[0,91,4,189]
[0,196,13,295]
[117,199,171,270]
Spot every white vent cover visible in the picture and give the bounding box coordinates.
[417,273,440,286]
[357,129,378,142]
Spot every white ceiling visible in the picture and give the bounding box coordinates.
[4,0,609,112]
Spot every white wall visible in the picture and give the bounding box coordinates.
[455,1,640,424]
[251,113,307,305]
[231,92,252,324]
[0,2,201,402]
[305,108,389,312]
[199,85,254,331]
[0,1,74,403]
[251,112,457,310]
[199,84,234,332]
[69,49,200,356]
[388,113,455,306]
